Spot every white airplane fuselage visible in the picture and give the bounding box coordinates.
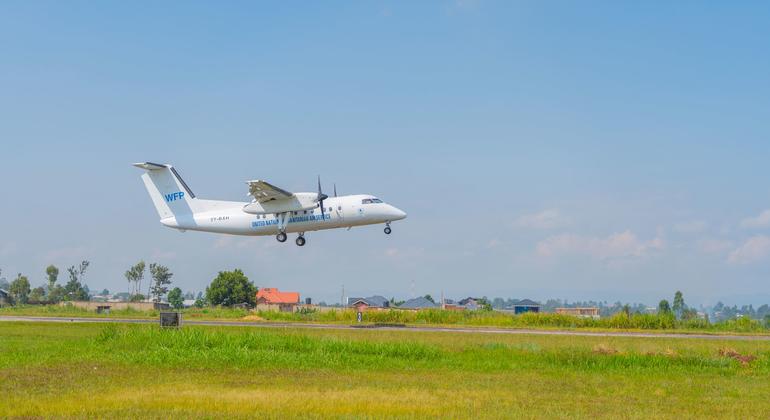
[162,194,407,236]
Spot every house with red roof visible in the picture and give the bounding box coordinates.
[256,288,300,312]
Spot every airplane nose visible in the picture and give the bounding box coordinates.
[391,207,407,221]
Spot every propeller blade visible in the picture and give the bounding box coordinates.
[316,175,328,202]
[316,175,328,218]
[334,183,337,197]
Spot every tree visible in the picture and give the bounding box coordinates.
[129,294,145,302]
[0,269,8,290]
[149,263,173,303]
[29,287,46,303]
[9,274,31,304]
[478,297,493,311]
[424,294,435,304]
[622,304,632,317]
[124,261,145,298]
[672,291,685,319]
[658,299,672,314]
[100,289,110,296]
[48,285,66,303]
[65,261,90,301]
[45,265,59,293]
[206,269,256,307]
[682,308,698,320]
[168,287,184,309]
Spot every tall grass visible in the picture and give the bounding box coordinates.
[91,324,441,369]
[76,324,768,374]
[258,308,769,333]
[3,304,768,333]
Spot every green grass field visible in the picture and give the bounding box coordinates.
[3,304,769,335]
[1,321,770,418]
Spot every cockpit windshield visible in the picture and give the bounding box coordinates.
[361,198,383,204]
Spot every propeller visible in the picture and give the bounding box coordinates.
[334,183,337,197]
[316,175,329,217]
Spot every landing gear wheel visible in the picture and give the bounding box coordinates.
[276,232,287,243]
[295,236,306,246]
[384,226,392,235]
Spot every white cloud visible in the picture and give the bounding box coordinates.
[536,230,664,260]
[512,209,569,230]
[740,210,770,229]
[673,220,708,234]
[697,238,733,255]
[728,236,770,264]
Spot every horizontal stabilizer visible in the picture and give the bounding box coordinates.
[133,162,167,170]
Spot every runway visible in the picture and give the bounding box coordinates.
[2,315,770,341]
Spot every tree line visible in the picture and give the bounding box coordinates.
[1,262,91,304]
[1,262,258,310]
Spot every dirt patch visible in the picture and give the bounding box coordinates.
[718,347,756,366]
[593,344,618,355]
[241,315,264,322]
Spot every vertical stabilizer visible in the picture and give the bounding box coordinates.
[133,162,198,222]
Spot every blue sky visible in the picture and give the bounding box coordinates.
[2,1,770,305]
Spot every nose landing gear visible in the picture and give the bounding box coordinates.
[384,222,392,235]
[296,233,306,246]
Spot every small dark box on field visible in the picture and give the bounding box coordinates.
[160,312,181,328]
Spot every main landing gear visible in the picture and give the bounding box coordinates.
[277,231,306,246]
[384,222,392,235]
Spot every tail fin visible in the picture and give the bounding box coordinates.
[133,162,198,221]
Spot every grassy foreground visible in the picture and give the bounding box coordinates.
[1,322,770,418]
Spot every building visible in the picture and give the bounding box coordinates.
[512,299,541,314]
[256,287,300,312]
[458,297,482,309]
[347,295,390,311]
[0,289,8,306]
[555,307,600,319]
[399,296,438,310]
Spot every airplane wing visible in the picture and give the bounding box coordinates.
[247,180,294,202]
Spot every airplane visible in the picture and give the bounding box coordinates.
[133,162,407,246]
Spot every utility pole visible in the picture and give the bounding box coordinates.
[341,284,345,307]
